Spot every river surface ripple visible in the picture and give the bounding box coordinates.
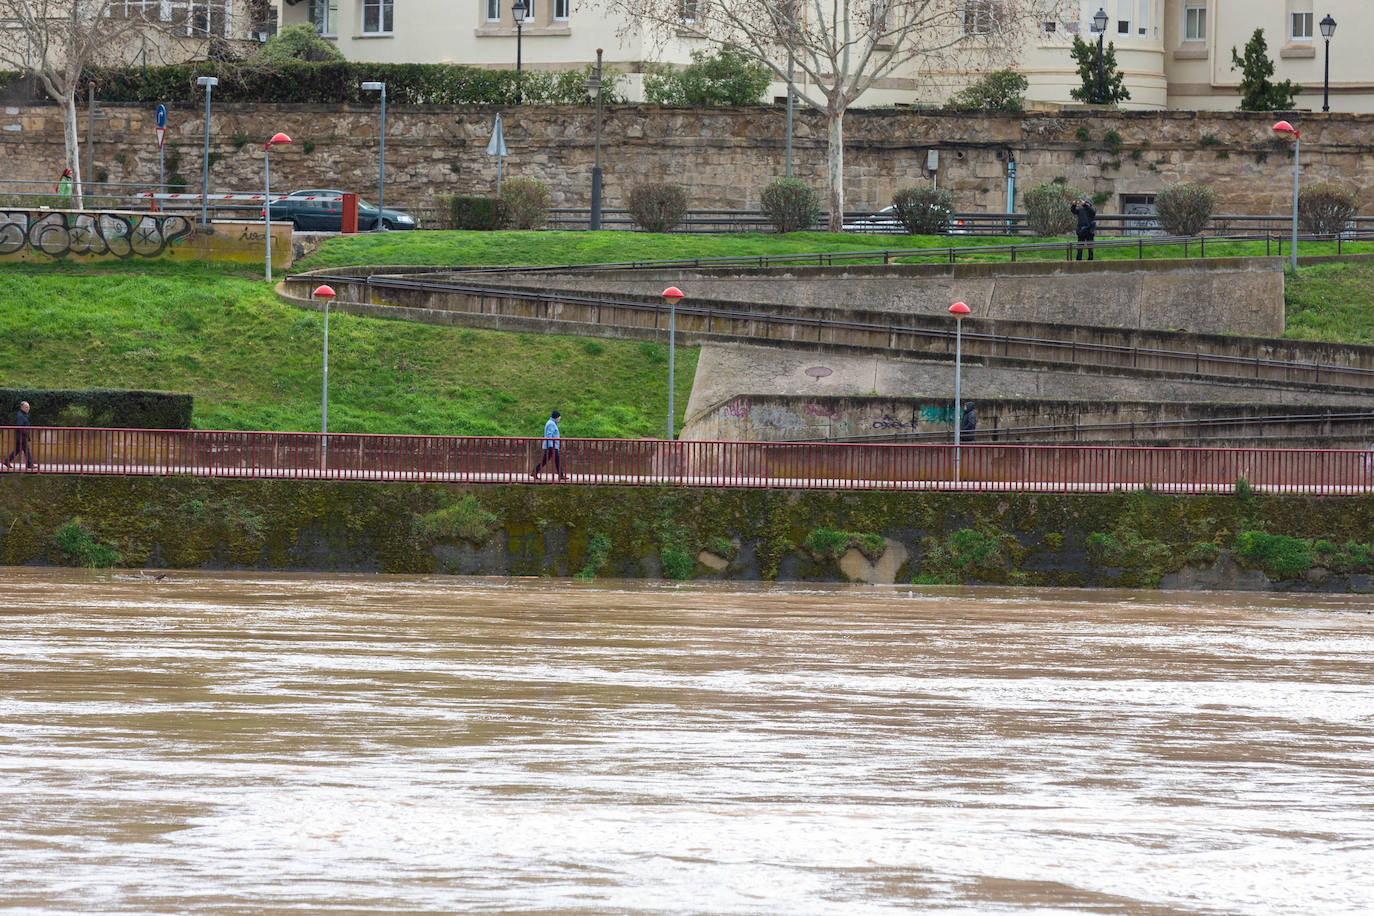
[1,569,1372,915]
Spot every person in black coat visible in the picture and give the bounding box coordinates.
[4,401,34,469]
[1071,198,1097,261]
[960,402,977,443]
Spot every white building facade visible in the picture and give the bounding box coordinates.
[271,0,1374,112]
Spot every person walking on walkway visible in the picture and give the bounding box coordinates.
[1071,197,1097,261]
[4,401,35,470]
[960,402,978,444]
[530,409,567,481]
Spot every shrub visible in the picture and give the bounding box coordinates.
[643,46,771,106]
[498,177,550,230]
[891,186,953,235]
[413,495,498,543]
[441,195,506,230]
[1297,183,1358,236]
[660,546,693,580]
[55,519,122,568]
[626,182,689,233]
[760,178,820,233]
[945,69,1028,112]
[576,533,612,580]
[1023,180,1081,236]
[1154,182,1216,236]
[1,388,192,429]
[1069,35,1131,105]
[252,23,345,64]
[1235,531,1313,580]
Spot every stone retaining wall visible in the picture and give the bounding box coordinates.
[4,103,1371,216]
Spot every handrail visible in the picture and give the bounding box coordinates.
[294,272,1374,390]
[3,426,1372,495]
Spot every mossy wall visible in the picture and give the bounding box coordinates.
[3,475,1373,592]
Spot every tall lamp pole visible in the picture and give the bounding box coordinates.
[361,81,387,222]
[1320,14,1337,112]
[585,49,603,230]
[949,301,970,480]
[512,0,527,105]
[1092,7,1108,104]
[314,285,337,444]
[263,132,291,282]
[1273,120,1300,272]
[195,75,218,228]
[662,286,683,440]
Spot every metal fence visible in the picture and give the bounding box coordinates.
[5,426,1373,495]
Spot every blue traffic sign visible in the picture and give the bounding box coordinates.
[155,104,166,129]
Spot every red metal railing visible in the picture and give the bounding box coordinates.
[3,426,1372,494]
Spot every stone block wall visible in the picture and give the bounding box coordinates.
[3,103,1371,218]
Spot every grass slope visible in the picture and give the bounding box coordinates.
[1,231,1372,436]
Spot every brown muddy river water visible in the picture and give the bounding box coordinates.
[1,569,1371,914]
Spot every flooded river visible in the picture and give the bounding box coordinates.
[1,569,1371,914]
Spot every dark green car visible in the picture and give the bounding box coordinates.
[267,189,418,231]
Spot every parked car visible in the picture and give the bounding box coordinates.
[844,205,968,235]
[267,189,418,231]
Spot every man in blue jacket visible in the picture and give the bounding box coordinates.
[4,401,34,470]
[530,409,567,481]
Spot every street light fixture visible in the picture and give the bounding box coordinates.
[949,301,971,480]
[1273,120,1300,272]
[314,284,337,443]
[361,81,387,224]
[662,286,683,439]
[512,0,528,105]
[584,49,604,230]
[1092,8,1109,105]
[195,75,218,228]
[263,132,291,282]
[1320,14,1337,112]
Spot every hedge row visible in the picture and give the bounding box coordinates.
[0,63,618,107]
[1,389,193,429]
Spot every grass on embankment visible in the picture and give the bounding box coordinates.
[2,230,1373,436]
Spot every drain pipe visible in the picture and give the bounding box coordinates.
[1006,154,1016,229]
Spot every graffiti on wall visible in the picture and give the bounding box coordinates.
[0,211,194,259]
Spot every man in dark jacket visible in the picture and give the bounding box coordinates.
[1071,198,1097,261]
[960,402,977,443]
[4,401,34,469]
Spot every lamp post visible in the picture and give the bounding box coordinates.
[361,81,387,223]
[949,301,970,480]
[1320,14,1337,112]
[512,0,528,105]
[314,284,337,440]
[196,75,218,227]
[584,49,603,230]
[662,286,683,439]
[1273,120,1300,272]
[1092,7,1108,105]
[263,132,290,282]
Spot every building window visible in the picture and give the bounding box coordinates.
[680,0,697,23]
[962,0,1002,35]
[308,0,338,35]
[486,0,500,20]
[554,0,569,19]
[1291,11,1313,40]
[1184,3,1205,41]
[363,0,393,32]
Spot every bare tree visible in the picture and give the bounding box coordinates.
[598,0,1065,230]
[0,1,185,208]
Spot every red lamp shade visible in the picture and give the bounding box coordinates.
[661,286,684,305]
[265,132,292,149]
[312,285,337,300]
[948,301,971,317]
[1272,120,1299,139]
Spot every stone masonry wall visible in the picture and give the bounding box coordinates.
[2,103,1371,217]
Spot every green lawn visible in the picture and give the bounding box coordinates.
[2,230,1372,435]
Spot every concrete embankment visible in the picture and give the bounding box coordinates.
[3,475,1373,592]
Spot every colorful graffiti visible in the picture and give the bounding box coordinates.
[0,211,194,259]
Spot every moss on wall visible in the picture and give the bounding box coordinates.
[2,476,1373,591]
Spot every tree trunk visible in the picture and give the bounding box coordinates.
[826,105,845,232]
[62,91,85,210]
